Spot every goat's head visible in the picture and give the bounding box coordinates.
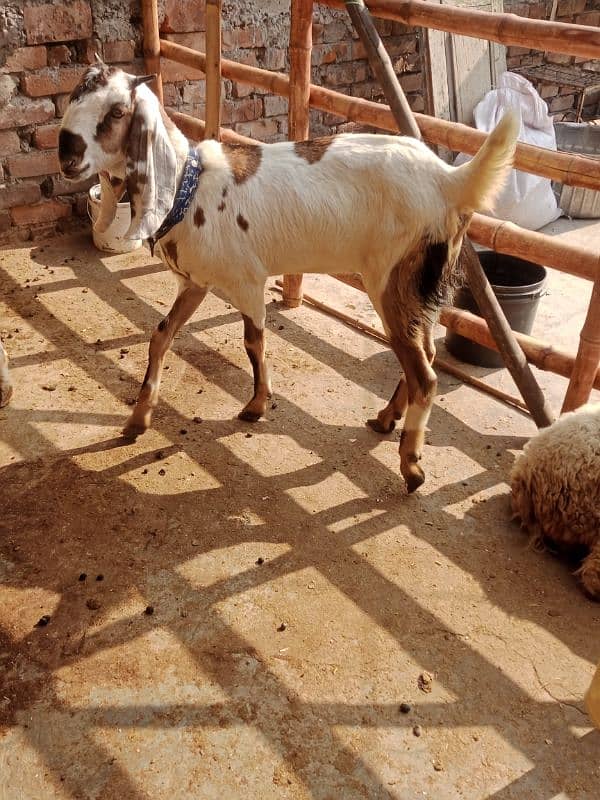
[59,61,177,239]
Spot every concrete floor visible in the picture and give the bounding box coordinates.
[0,220,599,799]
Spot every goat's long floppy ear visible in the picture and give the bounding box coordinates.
[124,84,177,240]
[94,172,125,233]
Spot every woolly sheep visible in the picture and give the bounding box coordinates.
[510,402,600,599]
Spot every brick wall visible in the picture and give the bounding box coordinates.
[504,0,600,119]
[0,0,597,244]
[0,0,425,244]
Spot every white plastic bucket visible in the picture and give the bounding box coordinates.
[87,183,142,253]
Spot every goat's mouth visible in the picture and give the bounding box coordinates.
[61,163,91,181]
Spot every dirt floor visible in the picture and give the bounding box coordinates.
[1,221,599,799]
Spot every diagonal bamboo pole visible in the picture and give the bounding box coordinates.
[342,0,554,428]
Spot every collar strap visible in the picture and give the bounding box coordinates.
[148,147,203,255]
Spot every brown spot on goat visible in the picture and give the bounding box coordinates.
[237,213,249,232]
[194,207,205,227]
[223,143,262,185]
[217,201,226,212]
[95,103,131,154]
[163,240,178,268]
[294,136,336,165]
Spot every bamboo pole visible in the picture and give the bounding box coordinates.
[205,0,222,140]
[272,280,529,413]
[284,0,314,308]
[562,271,600,411]
[167,110,256,144]
[468,215,599,283]
[342,0,554,427]
[141,0,163,103]
[319,0,600,61]
[159,39,600,192]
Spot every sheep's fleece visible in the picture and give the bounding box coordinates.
[510,402,600,595]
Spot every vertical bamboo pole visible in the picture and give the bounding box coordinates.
[562,268,600,412]
[141,0,163,103]
[283,0,313,308]
[205,0,222,140]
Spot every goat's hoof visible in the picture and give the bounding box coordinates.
[0,383,13,408]
[238,408,262,423]
[367,416,395,434]
[404,468,425,494]
[122,420,147,440]
[577,565,600,602]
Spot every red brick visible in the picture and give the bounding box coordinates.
[575,11,600,27]
[7,150,60,179]
[160,0,205,33]
[263,94,288,117]
[221,97,263,125]
[408,94,425,113]
[162,83,181,106]
[10,198,71,226]
[0,182,42,210]
[550,94,576,112]
[0,97,55,130]
[540,83,559,99]
[33,123,61,150]
[235,118,278,141]
[21,66,87,98]
[321,63,355,87]
[103,40,136,63]
[48,45,72,67]
[0,46,47,73]
[161,33,206,82]
[261,48,286,71]
[0,210,11,233]
[0,131,21,157]
[232,81,253,99]
[182,83,205,104]
[78,38,102,65]
[222,26,266,50]
[311,42,352,67]
[24,1,92,45]
[322,20,350,43]
[400,72,422,94]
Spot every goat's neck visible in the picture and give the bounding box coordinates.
[162,109,190,187]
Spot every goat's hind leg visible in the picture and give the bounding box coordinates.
[123,282,208,439]
[236,285,271,422]
[388,331,437,493]
[368,322,434,435]
[0,340,12,408]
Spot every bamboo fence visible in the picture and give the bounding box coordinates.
[140,0,600,411]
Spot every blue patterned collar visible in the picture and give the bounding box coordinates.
[149,147,202,255]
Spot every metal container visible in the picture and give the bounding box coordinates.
[553,122,600,219]
[445,251,547,369]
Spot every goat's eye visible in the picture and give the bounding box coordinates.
[111,107,124,118]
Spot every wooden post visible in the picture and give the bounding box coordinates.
[205,0,222,140]
[141,0,163,103]
[342,0,554,427]
[562,269,600,412]
[283,0,313,308]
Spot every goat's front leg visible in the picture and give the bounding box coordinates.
[123,283,208,439]
[238,313,271,422]
[0,340,12,408]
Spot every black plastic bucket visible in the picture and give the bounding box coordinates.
[445,251,547,368]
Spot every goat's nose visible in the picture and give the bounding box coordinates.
[63,157,77,170]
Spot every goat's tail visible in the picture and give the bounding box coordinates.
[450,111,519,214]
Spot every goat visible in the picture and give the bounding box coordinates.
[59,63,518,493]
[0,340,11,407]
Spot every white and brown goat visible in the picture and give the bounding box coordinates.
[59,63,518,492]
